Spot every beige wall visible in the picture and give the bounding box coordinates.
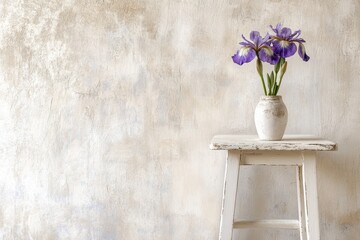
[0,0,359,239]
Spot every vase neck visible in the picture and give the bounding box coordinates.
[260,96,283,101]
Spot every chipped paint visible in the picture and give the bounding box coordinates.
[210,135,337,151]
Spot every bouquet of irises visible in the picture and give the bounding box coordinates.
[232,23,309,96]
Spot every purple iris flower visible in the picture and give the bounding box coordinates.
[270,23,310,61]
[232,31,280,65]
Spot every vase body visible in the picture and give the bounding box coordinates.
[254,96,288,140]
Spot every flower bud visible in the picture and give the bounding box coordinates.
[279,61,287,78]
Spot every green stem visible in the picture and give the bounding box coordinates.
[260,73,267,96]
[276,60,287,95]
[256,56,267,96]
[276,75,284,95]
[273,72,278,95]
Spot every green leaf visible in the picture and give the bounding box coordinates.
[274,84,279,95]
[266,73,272,94]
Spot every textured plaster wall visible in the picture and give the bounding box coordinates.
[0,0,359,239]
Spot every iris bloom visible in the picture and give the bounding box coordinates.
[232,31,279,65]
[232,24,310,96]
[270,23,310,61]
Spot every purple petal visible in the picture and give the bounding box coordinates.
[270,23,282,35]
[239,42,251,46]
[241,34,255,48]
[232,48,256,65]
[272,41,297,58]
[259,33,270,45]
[232,50,243,64]
[293,38,306,43]
[250,31,260,42]
[280,27,292,38]
[259,47,280,65]
[289,30,301,39]
[241,34,252,44]
[298,43,310,61]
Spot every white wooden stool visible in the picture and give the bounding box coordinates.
[210,135,336,240]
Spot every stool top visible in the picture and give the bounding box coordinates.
[210,135,336,151]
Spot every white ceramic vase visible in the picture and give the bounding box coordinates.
[254,96,288,141]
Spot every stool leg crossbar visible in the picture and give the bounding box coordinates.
[219,150,320,240]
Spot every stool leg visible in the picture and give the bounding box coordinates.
[302,152,320,240]
[296,165,307,240]
[219,150,241,240]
